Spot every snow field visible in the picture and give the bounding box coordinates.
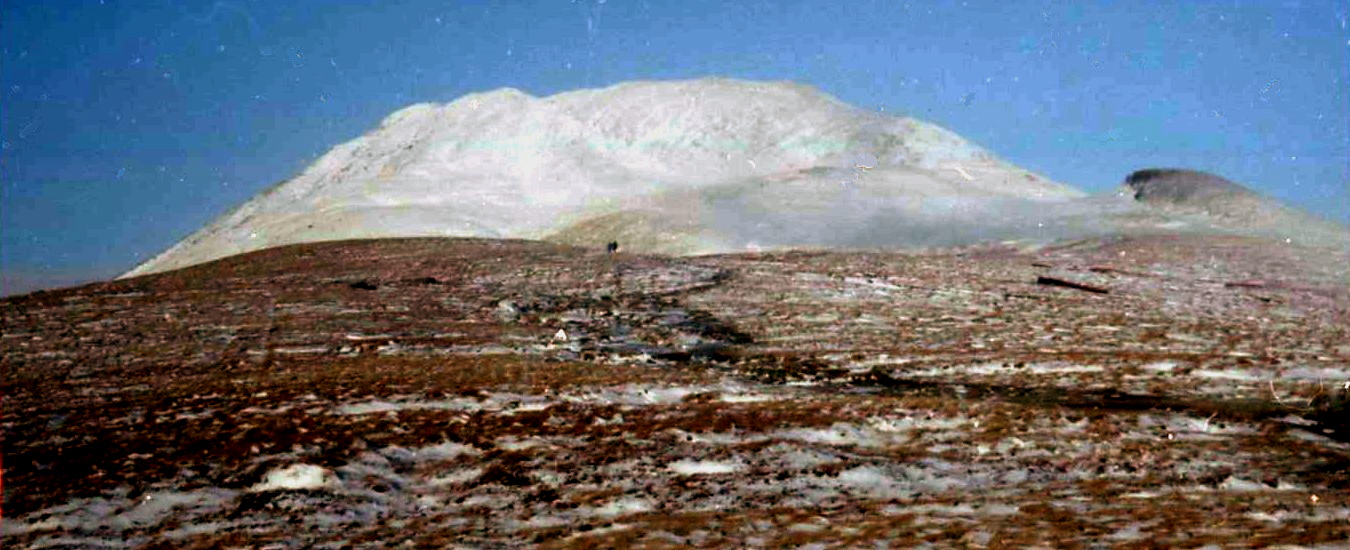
[6,376,1343,547]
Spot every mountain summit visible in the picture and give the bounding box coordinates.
[126,79,1079,276]
[1122,168,1320,226]
[126,79,1345,278]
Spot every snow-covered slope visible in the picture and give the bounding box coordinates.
[125,78,1080,276]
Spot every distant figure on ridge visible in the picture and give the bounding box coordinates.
[606,241,619,254]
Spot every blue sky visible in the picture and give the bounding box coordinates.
[2,0,1347,292]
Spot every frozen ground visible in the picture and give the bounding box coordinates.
[4,235,1348,547]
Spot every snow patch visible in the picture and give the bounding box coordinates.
[1279,366,1350,380]
[1218,476,1268,492]
[431,468,484,485]
[901,361,1104,377]
[1142,361,1178,372]
[593,498,655,518]
[668,459,744,475]
[837,466,905,496]
[1132,413,1255,441]
[1193,369,1263,382]
[719,392,780,403]
[1247,507,1350,524]
[0,487,237,543]
[562,383,772,406]
[774,416,970,448]
[773,447,842,469]
[414,441,480,461]
[332,392,547,415]
[250,463,333,492]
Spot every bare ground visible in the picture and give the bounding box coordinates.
[3,235,1348,548]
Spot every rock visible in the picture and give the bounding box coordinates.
[1123,169,1254,209]
[496,300,521,322]
[349,280,379,291]
[1035,276,1109,294]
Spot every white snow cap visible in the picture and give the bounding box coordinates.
[126,78,1080,276]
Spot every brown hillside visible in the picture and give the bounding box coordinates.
[4,236,1348,547]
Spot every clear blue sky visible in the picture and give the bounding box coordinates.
[2,0,1347,291]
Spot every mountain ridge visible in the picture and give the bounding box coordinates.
[124,78,1077,277]
[124,79,1345,278]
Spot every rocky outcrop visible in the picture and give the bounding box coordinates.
[1124,168,1275,220]
[1120,168,1348,246]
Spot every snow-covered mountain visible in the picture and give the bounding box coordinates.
[125,78,1345,277]
[125,79,1081,276]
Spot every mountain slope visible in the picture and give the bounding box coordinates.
[1122,168,1342,229]
[125,79,1079,277]
[9,237,1350,546]
[1104,168,1350,247]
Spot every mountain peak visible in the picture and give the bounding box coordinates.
[1124,168,1255,205]
[124,78,1078,277]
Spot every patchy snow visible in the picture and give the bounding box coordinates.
[430,468,485,486]
[1122,491,1161,499]
[837,466,906,496]
[900,361,1104,378]
[1106,522,1152,541]
[592,498,656,518]
[334,384,783,417]
[719,391,781,403]
[0,487,237,544]
[1278,366,1350,380]
[332,397,472,415]
[565,385,702,405]
[1247,507,1350,524]
[516,514,572,531]
[1193,369,1263,382]
[830,353,913,372]
[882,503,1018,517]
[867,414,972,433]
[562,383,775,406]
[669,428,756,446]
[251,463,334,492]
[1286,429,1350,452]
[332,392,548,415]
[413,441,480,461]
[271,346,330,354]
[1218,476,1269,492]
[771,446,842,469]
[1132,413,1256,441]
[774,416,970,448]
[4,437,516,548]
[1143,361,1179,372]
[668,459,744,475]
[775,424,885,447]
[495,435,566,451]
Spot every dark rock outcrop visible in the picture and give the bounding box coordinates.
[1123,168,1266,217]
[1121,169,1347,248]
[1124,169,1250,203]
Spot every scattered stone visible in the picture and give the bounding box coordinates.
[496,300,521,322]
[4,236,1346,548]
[1036,275,1109,294]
